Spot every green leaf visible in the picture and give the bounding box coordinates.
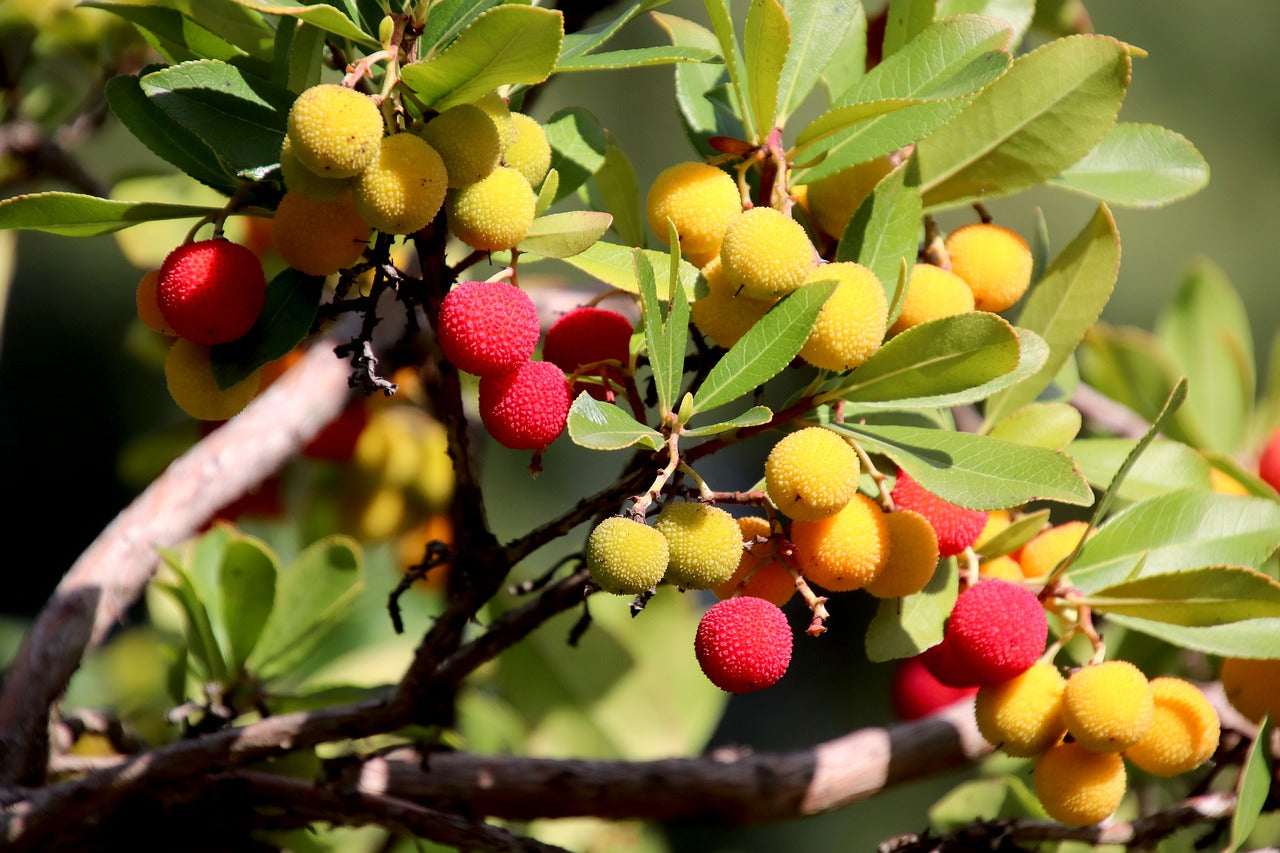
[556,0,674,65]
[835,157,922,313]
[917,35,1131,209]
[975,508,1050,560]
[248,536,364,680]
[1049,122,1209,208]
[211,268,324,388]
[776,0,862,122]
[703,0,756,142]
[230,0,378,46]
[555,45,719,72]
[1084,567,1280,626]
[217,536,277,672]
[930,776,1047,830]
[1228,715,1273,853]
[1067,437,1211,504]
[1103,615,1280,659]
[984,205,1120,427]
[593,142,644,248]
[882,0,937,60]
[744,0,789,135]
[636,249,687,415]
[819,4,867,105]
[517,211,613,259]
[935,0,1034,49]
[525,240,698,299]
[1156,258,1255,454]
[534,169,560,217]
[156,551,228,682]
[866,556,957,661]
[800,16,1012,183]
[836,422,1094,509]
[85,2,247,63]
[0,192,220,237]
[1068,490,1280,593]
[683,405,773,438]
[652,12,743,157]
[692,280,837,414]
[140,60,293,176]
[567,392,664,452]
[986,402,1081,450]
[830,312,1021,407]
[420,0,507,54]
[791,99,924,155]
[544,106,609,203]
[398,6,563,111]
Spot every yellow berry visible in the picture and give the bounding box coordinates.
[341,483,410,541]
[474,90,517,148]
[798,262,888,371]
[1209,466,1250,496]
[765,427,860,522]
[789,493,889,592]
[1220,657,1280,724]
[354,133,449,235]
[286,83,384,179]
[719,207,816,300]
[974,508,1012,549]
[503,112,552,189]
[863,508,940,599]
[945,222,1033,313]
[654,502,743,590]
[806,157,894,239]
[689,256,775,348]
[164,338,262,421]
[136,269,176,336]
[978,555,1024,581]
[446,165,537,252]
[419,103,501,189]
[1125,677,1220,777]
[279,136,355,200]
[1034,742,1127,826]
[1063,660,1154,752]
[713,516,795,607]
[1018,520,1090,579]
[889,263,975,336]
[975,661,1067,757]
[586,516,670,595]
[273,191,370,276]
[646,162,741,268]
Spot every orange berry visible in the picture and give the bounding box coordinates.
[789,493,889,592]
[1126,677,1220,777]
[889,264,974,336]
[1018,520,1090,579]
[945,222,1033,313]
[1220,657,1280,724]
[1063,660,1153,752]
[1035,742,1126,826]
[713,516,795,608]
[863,509,940,599]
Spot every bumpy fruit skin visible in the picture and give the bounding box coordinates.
[888,263,975,336]
[354,133,449,235]
[543,307,632,374]
[477,361,571,450]
[891,654,977,721]
[695,596,792,694]
[165,338,262,421]
[864,509,940,599]
[807,158,894,239]
[1259,428,1280,492]
[978,555,1024,581]
[286,83,384,179]
[975,661,1067,757]
[789,493,890,592]
[586,517,669,595]
[419,103,500,188]
[945,223,1033,313]
[136,269,176,336]
[157,239,266,345]
[437,280,540,376]
[713,516,795,607]
[1126,677,1220,777]
[765,427,860,522]
[1219,657,1280,723]
[920,635,982,689]
[474,90,516,148]
[279,136,355,200]
[974,508,1012,549]
[273,191,370,276]
[503,112,552,189]
[1034,742,1127,826]
[646,162,741,267]
[1018,520,1089,579]
[690,256,774,349]
[719,207,816,300]
[446,166,537,251]
[890,469,988,558]
[1063,660,1154,752]
[947,579,1048,686]
[654,502,742,590]
[798,262,888,371]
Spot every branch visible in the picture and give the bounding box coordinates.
[1071,383,1153,439]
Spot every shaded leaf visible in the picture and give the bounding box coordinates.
[211,268,323,388]
[882,0,937,60]
[231,0,377,46]
[703,0,757,141]
[776,0,861,122]
[517,211,613,259]
[1104,615,1280,660]
[557,0,674,65]
[592,143,644,247]
[545,106,609,202]
[1228,716,1273,853]
[0,192,219,237]
[85,2,247,63]
[525,240,698,299]
[1084,567,1280,626]
[652,12,743,156]
[743,0,789,134]
[555,45,719,72]
[866,556,957,661]
[683,405,773,437]
[217,536,277,672]
[1049,122,1209,208]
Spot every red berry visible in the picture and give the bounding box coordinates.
[477,360,571,450]
[947,579,1047,686]
[694,597,792,694]
[303,398,369,461]
[892,654,978,720]
[919,635,983,689]
[890,468,988,557]
[543,307,633,373]
[1259,428,1280,493]
[437,280,541,376]
[157,239,266,345]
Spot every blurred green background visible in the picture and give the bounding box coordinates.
[1,2,1277,850]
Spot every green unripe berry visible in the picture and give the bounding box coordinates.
[354,133,449,235]
[765,426,860,522]
[587,517,669,595]
[654,502,742,590]
[503,112,552,189]
[446,166,537,252]
[419,104,501,188]
[719,207,816,300]
[798,262,888,371]
[286,83,384,179]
